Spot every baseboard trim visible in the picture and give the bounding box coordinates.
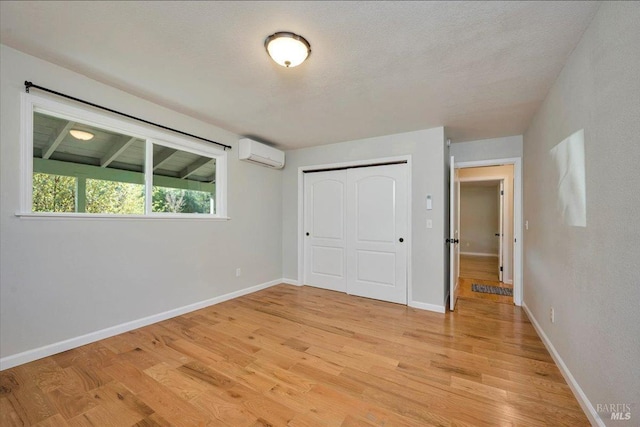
[522,302,604,427]
[281,278,302,286]
[0,278,283,371]
[504,279,513,285]
[460,251,499,257]
[408,301,446,314]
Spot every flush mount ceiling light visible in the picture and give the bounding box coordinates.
[69,129,94,141]
[264,32,311,68]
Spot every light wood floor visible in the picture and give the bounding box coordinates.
[0,285,588,426]
[459,255,499,281]
[458,255,514,304]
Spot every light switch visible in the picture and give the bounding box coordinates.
[427,219,433,229]
[426,195,432,210]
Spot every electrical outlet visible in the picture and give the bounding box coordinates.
[550,307,555,323]
[426,219,433,229]
[236,268,241,277]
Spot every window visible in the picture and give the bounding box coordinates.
[151,144,216,214]
[32,111,147,215]
[22,94,227,218]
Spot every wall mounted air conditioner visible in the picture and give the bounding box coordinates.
[238,138,285,169]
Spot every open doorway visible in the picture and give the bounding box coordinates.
[457,165,515,304]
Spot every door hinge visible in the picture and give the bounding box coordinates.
[500,266,503,272]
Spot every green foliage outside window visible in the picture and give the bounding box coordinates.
[86,179,144,214]
[32,173,213,214]
[152,187,213,214]
[32,173,76,212]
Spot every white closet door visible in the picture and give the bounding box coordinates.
[303,170,347,292]
[346,164,408,304]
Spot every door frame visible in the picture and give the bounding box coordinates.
[449,156,460,311]
[455,157,523,306]
[456,177,505,284]
[498,179,505,282]
[297,155,413,303]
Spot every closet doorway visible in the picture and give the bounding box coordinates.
[302,161,409,304]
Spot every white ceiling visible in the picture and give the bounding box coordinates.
[0,1,599,150]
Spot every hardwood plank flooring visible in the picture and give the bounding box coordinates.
[0,285,588,426]
[459,255,499,281]
[459,255,513,304]
[458,278,514,305]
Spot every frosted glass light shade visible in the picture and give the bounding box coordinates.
[69,130,94,141]
[264,32,311,68]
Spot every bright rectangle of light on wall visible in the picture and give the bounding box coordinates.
[550,129,586,227]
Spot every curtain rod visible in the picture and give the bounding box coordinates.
[24,81,232,151]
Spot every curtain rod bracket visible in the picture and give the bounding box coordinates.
[23,80,231,150]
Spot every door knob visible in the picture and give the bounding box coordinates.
[306,232,310,236]
[399,238,404,242]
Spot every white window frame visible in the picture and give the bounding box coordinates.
[19,92,228,219]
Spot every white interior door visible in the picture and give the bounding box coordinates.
[346,164,408,304]
[498,180,504,282]
[449,156,461,311]
[304,170,347,292]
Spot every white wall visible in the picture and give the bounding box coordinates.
[460,184,500,256]
[450,135,522,162]
[459,165,514,283]
[0,45,283,363]
[282,128,447,310]
[522,2,640,424]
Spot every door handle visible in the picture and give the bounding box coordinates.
[495,233,500,236]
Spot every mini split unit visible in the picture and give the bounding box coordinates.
[238,138,285,169]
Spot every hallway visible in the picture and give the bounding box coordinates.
[459,254,513,304]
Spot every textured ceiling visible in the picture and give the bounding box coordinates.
[0,1,599,149]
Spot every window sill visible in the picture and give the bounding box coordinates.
[15,212,231,221]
